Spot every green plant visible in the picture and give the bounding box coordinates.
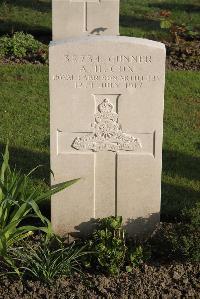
[0,32,48,62]
[160,19,182,44]
[83,216,126,275]
[169,224,200,262]
[150,223,200,262]
[83,216,147,275]
[129,246,146,266]
[0,36,12,57]
[0,144,79,260]
[169,202,200,262]
[159,13,199,44]
[9,236,88,284]
[182,202,200,227]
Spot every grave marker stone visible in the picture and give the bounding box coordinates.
[52,0,120,40]
[50,36,166,237]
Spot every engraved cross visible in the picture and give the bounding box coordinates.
[71,0,100,32]
[58,95,155,219]
[70,94,154,219]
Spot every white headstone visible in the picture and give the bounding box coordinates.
[52,0,120,40]
[50,36,166,237]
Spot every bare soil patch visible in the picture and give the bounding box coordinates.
[0,222,200,299]
[0,262,199,298]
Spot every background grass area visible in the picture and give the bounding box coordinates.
[120,0,200,39]
[162,71,200,220]
[0,65,49,189]
[0,0,51,37]
[0,65,199,220]
[0,0,199,222]
[0,0,199,40]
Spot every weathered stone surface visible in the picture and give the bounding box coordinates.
[50,36,166,237]
[52,0,120,40]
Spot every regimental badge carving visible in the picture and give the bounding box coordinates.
[72,98,142,152]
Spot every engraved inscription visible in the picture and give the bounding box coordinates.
[72,98,142,152]
[64,55,152,64]
[53,54,161,89]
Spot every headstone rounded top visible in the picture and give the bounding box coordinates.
[50,35,166,51]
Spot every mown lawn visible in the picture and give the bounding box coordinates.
[162,71,200,220]
[120,0,200,39]
[0,0,51,36]
[0,65,49,190]
[0,1,199,222]
[0,0,199,40]
[0,65,199,221]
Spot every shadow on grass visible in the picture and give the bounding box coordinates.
[0,19,51,38]
[149,2,200,13]
[0,19,51,34]
[161,149,200,221]
[163,149,200,182]
[1,0,51,13]
[0,143,50,184]
[161,182,200,222]
[120,14,161,33]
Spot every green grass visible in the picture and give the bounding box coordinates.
[0,0,199,40]
[0,65,49,188]
[162,71,200,220]
[0,0,199,223]
[0,0,51,36]
[0,65,199,221]
[120,0,200,39]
